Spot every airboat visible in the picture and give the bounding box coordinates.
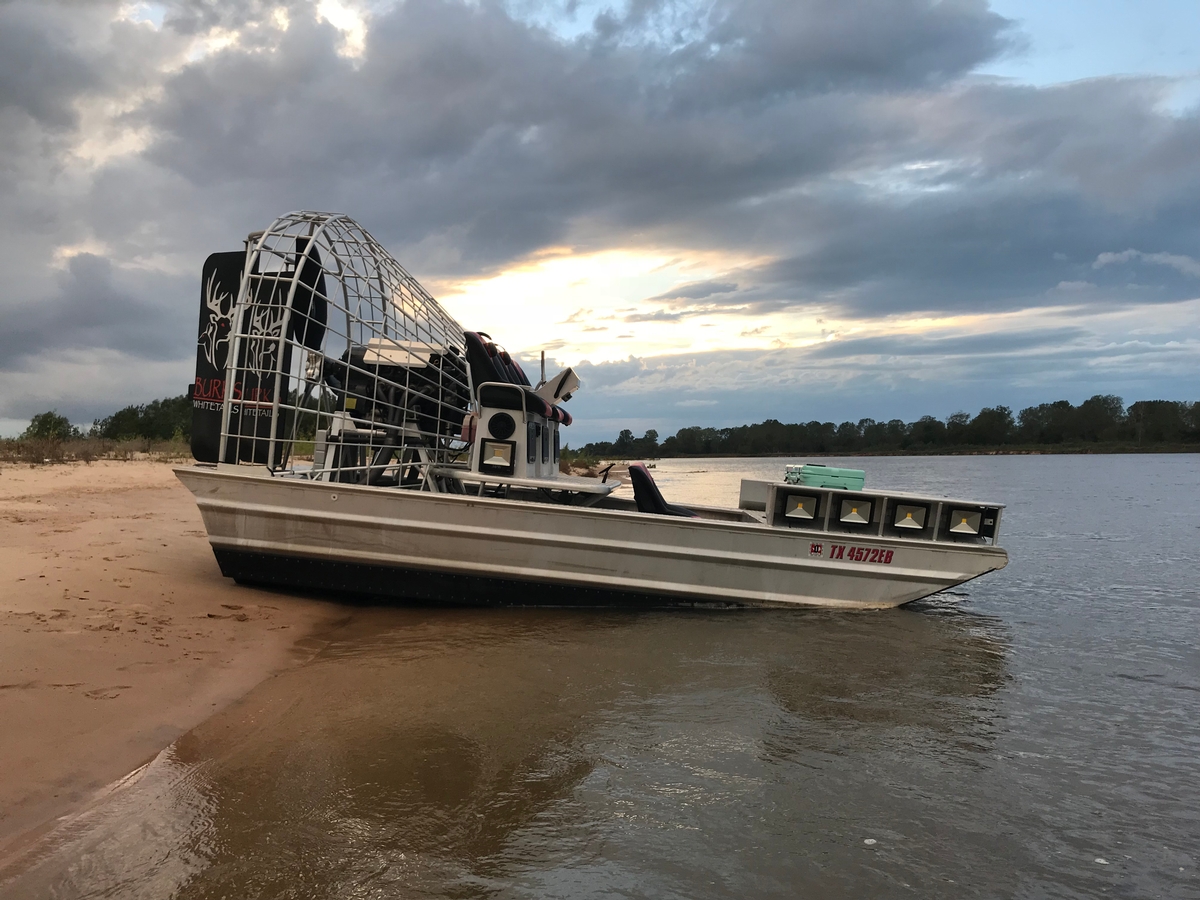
[176,211,1007,609]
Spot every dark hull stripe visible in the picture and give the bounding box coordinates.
[213,548,756,609]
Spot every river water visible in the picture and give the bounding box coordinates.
[3,454,1198,899]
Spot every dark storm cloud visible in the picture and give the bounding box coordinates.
[736,200,1189,316]
[659,0,1017,105]
[649,280,738,302]
[0,3,94,129]
[2,0,1199,429]
[0,254,192,371]
[803,327,1089,360]
[119,0,1026,269]
[107,0,1200,297]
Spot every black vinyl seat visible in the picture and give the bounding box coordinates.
[628,463,696,517]
[464,330,572,425]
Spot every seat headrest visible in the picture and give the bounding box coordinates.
[464,330,505,391]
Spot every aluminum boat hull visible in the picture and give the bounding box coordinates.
[176,466,1008,610]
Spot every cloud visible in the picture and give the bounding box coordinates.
[649,280,738,302]
[0,3,95,130]
[621,0,1018,102]
[559,308,592,324]
[0,0,1198,433]
[558,306,1200,442]
[623,309,688,322]
[804,326,1091,360]
[0,254,192,373]
[1094,249,1200,278]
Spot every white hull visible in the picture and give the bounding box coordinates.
[176,466,1008,610]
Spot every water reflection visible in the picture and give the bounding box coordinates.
[766,607,1007,738]
[3,607,1012,899]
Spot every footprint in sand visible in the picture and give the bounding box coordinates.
[0,681,39,691]
[83,685,133,700]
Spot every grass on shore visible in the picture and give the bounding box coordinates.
[0,436,193,466]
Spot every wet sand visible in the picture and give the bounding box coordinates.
[0,460,341,854]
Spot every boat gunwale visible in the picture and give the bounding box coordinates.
[261,463,1008,511]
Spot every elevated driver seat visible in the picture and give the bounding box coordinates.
[628,463,697,517]
[463,331,572,425]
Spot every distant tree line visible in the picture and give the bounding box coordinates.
[20,396,192,442]
[17,392,1200,455]
[91,395,192,440]
[572,396,1200,458]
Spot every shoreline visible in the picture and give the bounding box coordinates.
[0,460,344,857]
[565,445,1200,462]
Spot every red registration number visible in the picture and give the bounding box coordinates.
[809,542,893,564]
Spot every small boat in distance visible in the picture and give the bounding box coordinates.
[176,211,1008,609]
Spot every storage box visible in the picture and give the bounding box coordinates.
[738,479,771,511]
[784,463,865,491]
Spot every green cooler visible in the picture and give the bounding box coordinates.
[784,464,866,491]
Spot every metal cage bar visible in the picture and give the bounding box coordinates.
[218,212,472,487]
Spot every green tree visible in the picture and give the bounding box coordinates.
[22,411,78,441]
[612,429,636,455]
[946,411,971,444]
[1017,400,1073,443]
[93,395,191,440]
[635,429,660,457]
[966,406,1014,445]
[582,393,1197,460]
[910,415,946,447]
[1126,400,1187,444]
[834,421,860,450]
[1074,394,1124,442]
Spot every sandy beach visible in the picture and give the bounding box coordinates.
[0,460,341,855]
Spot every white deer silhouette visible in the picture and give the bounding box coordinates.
[244,288,286,377]
[199,268,234,370]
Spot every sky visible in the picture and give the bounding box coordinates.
[0,0,1197,443]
